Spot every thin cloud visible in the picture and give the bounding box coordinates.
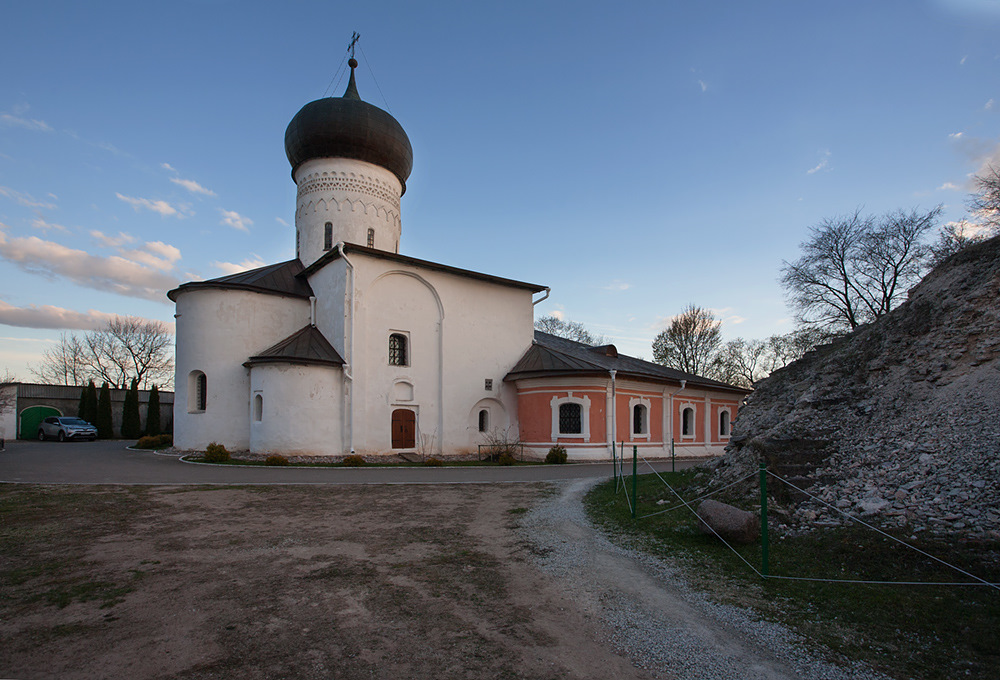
[986,98,995,111]
[0,229,178,302]
[698,80,708,92]
[960,55,968,65]
[603,280,631,291]
[806,150,831,175]
[90,230,136,248]
[275,217,289,227]
[170,177,216,196]
[30,216,70,233]
[161,162,176,172]
[0,186,57,210]
[116,193,189,218]
[220,209,252,231]
[0,113,53,132]
[211,256,266,275]
[949,132,964,139]
[0,301,117,330]
[120,241,183,271]
[938,181,961,191]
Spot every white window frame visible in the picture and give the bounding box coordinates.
[681,405,696,439]
[629,397,651,439]
[550,394,591,440]
[719,408,732,438]
[188,370,207,414]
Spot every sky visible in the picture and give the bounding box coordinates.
[1,0,998,380]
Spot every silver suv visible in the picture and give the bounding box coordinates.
[38,417,98,442]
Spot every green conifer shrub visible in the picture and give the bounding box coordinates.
[145,384,161,436]
[96,382,113,439]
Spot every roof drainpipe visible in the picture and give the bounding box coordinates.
[336,242,355,454]
[309,296,316,326]
[608,369,617,459]
[532,288,551,306]
[667,379,687,451]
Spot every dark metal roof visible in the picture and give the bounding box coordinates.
[300,243,548,294]
[504,331,748,393]
[244,325,344,368]
[167,259,314,302]
[284,64,413,191]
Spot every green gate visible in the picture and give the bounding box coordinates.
[18,406,61,439]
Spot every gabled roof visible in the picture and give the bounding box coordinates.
[505,331,748,393]
[243,325,344,368]
[167,259,314,301]
[299,243,548,293]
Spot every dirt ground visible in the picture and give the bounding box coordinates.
[0,483,651,679]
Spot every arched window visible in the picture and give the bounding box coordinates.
[389,333,408,366]
[478,409,489,432]
[324,222,333,250]
[558,403,582,434]
[720,410,731,437]
[367,228,375,248]
[253,394,263,422]
[681,407,694,437]
[188,371,207,413]
[633,404,647,435]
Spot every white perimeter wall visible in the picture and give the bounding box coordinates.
[249,363,343,455]
[173,289,310,451]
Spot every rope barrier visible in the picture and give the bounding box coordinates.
[616,457,999,588]
[767,471,1000,591]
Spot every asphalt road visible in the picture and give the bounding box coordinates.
[0,439,698,485]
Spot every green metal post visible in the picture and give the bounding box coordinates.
[612,442,617,488]
[631,445,638,520]
[671,438,676,473]
[760,461,769,578]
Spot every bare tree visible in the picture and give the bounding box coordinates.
[30,333,88,385]
[969,164,1000,229]
[534,315,608,346]
[652,304,722,376]
[780,206,941,331]
[1,369,17,415]
[712,338,768,389]
[83,316,173,389]
[30,316,174,389]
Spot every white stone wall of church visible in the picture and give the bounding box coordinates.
[342,255,534,456]
[249,363,342,455]
[172,289,310,451]
[294,158,402,267]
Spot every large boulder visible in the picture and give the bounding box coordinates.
[696,499,760,544]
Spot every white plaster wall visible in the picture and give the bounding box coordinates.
[0,385,15,441]
[173,289,310,451]
[334,254,534,456]
[249,363,343,455]
[294,158,402,266]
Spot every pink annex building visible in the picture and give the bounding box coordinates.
[170,59,747,460]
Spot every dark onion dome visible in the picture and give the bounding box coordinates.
[284,58,413,192]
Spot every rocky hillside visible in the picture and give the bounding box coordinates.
[709,236,1000,539]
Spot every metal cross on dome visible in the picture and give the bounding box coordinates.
[348,32,360,59]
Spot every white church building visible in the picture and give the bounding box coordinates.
[169,60,746,460]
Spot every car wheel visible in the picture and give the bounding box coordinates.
[38,429,45,441]
[58,431,66,442]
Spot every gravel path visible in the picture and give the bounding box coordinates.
[516,478,892,680]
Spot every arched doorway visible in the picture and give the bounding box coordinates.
[19,405,61,440]
[391,409,416,449]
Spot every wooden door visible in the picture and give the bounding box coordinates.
[391,409,416,449]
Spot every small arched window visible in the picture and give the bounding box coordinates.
[478,409,489,432]
[389,333,408,366]
[188,370,207,413]
[633,404,647,435]
[367,228,375,248]
[681,407,694,437]
[253,394,263,422]
[558,403,582,434]
[720,410,731,437]
[324,222,333,250]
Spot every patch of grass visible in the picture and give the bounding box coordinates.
[585,472,1000,680]
[507,507,529,516]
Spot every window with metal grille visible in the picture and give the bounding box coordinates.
[558,403,582,434]
[633,404,646,435]
[478,409,489,432]
[720,410,731,437]
[324,222,333,250]
[367,228,375,247]
[484,378,493,391]
[389,333,407,366]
